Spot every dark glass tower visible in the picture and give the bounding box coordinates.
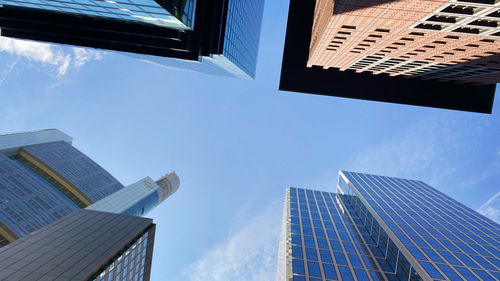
[0,0,196,29]
[0,209,155,281]
[0,0,264,79]
[276,171,500,281]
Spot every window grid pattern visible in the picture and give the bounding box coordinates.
[221,0,265,78]
[289,186,391,281]
[336,187,423,281]
[22,141,124,202]
[411,0,500,37]
[342,171,500,281]
[94,231,149,281]
[0,209,154,280]
[0,0,194,29]
[0,153,78,238]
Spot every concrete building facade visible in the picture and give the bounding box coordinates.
[308,0,500,84]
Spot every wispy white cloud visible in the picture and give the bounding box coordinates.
[345,116,465,189]
[73,47,103,69]
[0,37,102,77]
[0,57,19,86]
[187,202,282,281]
[478,191,500,223]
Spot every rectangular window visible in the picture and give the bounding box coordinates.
[292,246,303,259]
[323,263,337,279]
[334,252,348,265]
[306,247,318,261]
[320,249,332,263]
[292,259,305,275]
[419,261,444,279]
[307,262,321,278]
[338,266,355,281]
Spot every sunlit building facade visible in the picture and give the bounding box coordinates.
[308,0,500,84]
[276,171,500,281]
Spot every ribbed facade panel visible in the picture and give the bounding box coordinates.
[22,141,124,202]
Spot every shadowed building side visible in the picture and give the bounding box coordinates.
[0,209,156,281]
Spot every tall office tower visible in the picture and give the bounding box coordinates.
[87,171,180,216]
[0,129,124,245]
[276,171,500,281]
[279,0,497,113]
[0,129,178,246]
[308,0,500,84]
[0,209,155,281]
[0,0,265,79]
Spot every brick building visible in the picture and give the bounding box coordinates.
[308,0,500,84]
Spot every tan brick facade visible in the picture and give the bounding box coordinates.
[308,0,500,84]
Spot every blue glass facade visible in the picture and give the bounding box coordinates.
[22,141,124,202]
[278,171,500,281]
[217,0,264,79]
[341,171,500,281]
[86,177,160,216]
[87,172,179,216]
[0,0,196,29]
[0,153,78,239]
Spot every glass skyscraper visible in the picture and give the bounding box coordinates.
[0,129,179,246]
[0,129,123,244]
[0,0,196,29]
[200,0,264,79]
[0,0,264,79]
[276,171,500,281]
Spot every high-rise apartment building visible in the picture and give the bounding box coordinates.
[276,171,500,281]
[0,0,264,78]
[279,0,497,113]
[0,209,155,281]
[309,0,500,84]
[0,129,179,246]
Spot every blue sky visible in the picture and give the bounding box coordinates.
[1,0,499,280]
